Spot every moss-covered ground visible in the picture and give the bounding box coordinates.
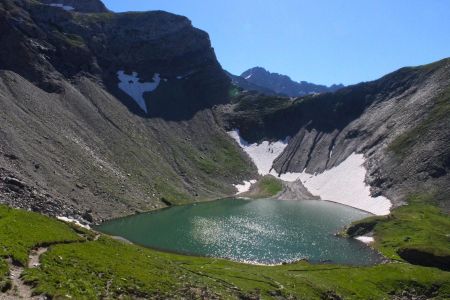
[0,204,449,299]
[241,175,283,199]
[346,194,450,271]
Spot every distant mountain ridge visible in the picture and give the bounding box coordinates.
[237,66,344,97]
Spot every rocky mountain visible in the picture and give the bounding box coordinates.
[0,0,256,222]
[1,0,449,224]
[226,71,280,96]
[217,58,450,213]
[38,0,109,13]
[237,66,344,96]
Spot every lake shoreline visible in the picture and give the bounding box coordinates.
[96,198,383,266]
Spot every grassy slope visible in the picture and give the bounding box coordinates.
[0,206,83,265]
[375,202,450,260]
[0,258,8,292]
[0,204,449,299]
[241,175,283,199]
[346,195,450,267]
[25,241,450,300]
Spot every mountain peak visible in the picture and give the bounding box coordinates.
[239,67,343,97]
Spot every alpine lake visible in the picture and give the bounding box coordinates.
[96,198,382,265]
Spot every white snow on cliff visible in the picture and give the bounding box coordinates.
[294,154,391,215]
[228,129,289,175]
[233,180,257,194]
[49,3,75,11]
[272,153,392,215]
[228,129,392,215]
[117,71,161,113]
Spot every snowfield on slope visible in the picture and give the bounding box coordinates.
[278,153,392,215]
[49,3,75,11]
[233,180,257,194]
[117,71,161,113]
[228,129,289,175]
[228,129,392,215]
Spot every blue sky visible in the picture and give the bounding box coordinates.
[103,0,450,86]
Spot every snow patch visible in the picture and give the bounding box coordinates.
[57,216,90,229]
[228,129,289,175]
[355,236,375,244]
[117,71,161,113]
[270,153,392,215]
[49,3,75,11]
[245,74,253,80]
[233,180,257,194]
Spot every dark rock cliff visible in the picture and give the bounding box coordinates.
[0,0,230,119]
[0,0,256,222]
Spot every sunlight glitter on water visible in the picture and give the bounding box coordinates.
[97,198,383,265]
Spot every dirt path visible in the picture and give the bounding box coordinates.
[1,258,46,300]
[28,248,48,269]
[1,233,100,299]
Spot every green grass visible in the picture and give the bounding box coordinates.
[0,258,9,293]
[23,239,450,299]
[1,204,450,299]
[51,30,86,48]
[389,85,450,157]
[346,194,450,262]
[24,237,187,299]
[374,201,450,260]
[229,85,241,98]
[0,206,82,265]
[242,175,283,199]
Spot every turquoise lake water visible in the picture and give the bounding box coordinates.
[96,198,382,265]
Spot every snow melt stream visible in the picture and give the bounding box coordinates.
[117,71,161,113]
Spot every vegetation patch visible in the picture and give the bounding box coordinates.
[0,258,9,293]
[0,205,82,265]
[346,194,450,271]
[241,175,283,199]
[51,30,86,48]
[344,215,388,237]
[24,239,450,299]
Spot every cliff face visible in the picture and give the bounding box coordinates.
[1,0,230,119]
[0,0,256,222]
[218,59,450,212]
